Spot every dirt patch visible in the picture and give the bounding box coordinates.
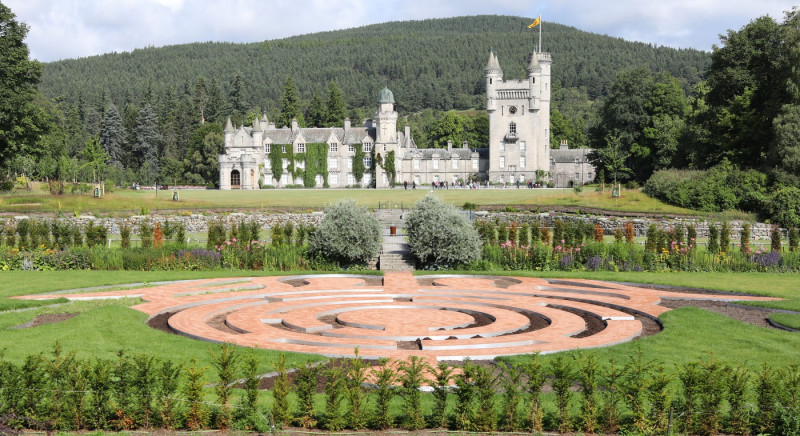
[282,278,310,287]
[208,313,244,335]
[147,311,178,334]
[661,299,773,328]
[13,312,78,329]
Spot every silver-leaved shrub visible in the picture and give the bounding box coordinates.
[406,195,481,269]
[310,199,381,266]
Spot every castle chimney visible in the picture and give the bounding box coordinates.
[405,124,410,140]
[560,139,569,150]
[291,118,298,132]
[344,118,351,130]
[462,140,468,149]
[447,140,453,151]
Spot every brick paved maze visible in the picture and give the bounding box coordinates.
[16,272,777,362]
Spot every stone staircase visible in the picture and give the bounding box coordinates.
[375,209,416,271]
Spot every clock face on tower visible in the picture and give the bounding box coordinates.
[508,105,517,114]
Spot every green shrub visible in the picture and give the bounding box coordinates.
[720,221,731,253]
[768,186,800,228]
[138,220,154,249]
[406,195,481,269]
[790,227,799,252]
[310,200,381,266]
[206,218,226,250]
[120,221,132,249]
[708,224,720,253]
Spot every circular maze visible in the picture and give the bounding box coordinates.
[16,272,777,362]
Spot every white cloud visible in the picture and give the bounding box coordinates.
[4,0,797,62]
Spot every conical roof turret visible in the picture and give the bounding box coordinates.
[252,117,262,132]
[527,52,541,74]
[484,50,503,75]
[224,116,234,132]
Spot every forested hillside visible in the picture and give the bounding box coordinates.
[39,15,709,117]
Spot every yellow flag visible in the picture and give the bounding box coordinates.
[528,16,541,28]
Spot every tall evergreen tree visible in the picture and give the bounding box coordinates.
[277,75,304,128]
[306,92,326,127]
[228,74,246,118]
[99,104,126,167]
[0,3,47,167]
[133,104,162,181]
[325,81,347,126]
[194,77,208,124]
[205,78,226,125]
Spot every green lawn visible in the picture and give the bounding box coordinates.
[1,185,699,215]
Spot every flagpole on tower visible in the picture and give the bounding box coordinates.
[528,15,542,53]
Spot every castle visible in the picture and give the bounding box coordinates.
[219,48,594,189]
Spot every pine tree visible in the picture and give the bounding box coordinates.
[306,92,326,127]
[193,77,208,124]
[133,104,163,182]
[228,73,247,118]
[205,77,227,125]
[277,75,304,128]
[325,81,347,126]
[99,104,126,166]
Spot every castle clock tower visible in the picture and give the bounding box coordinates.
[486,49,552,184]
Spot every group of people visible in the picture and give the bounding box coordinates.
[401,179,545,190]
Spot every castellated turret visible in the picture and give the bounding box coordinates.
[485,49,552,184]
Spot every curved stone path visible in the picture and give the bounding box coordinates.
[15,273,778,362]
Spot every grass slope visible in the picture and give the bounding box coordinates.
[1,187,698,215]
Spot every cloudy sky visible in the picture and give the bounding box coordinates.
[5,0,798,62]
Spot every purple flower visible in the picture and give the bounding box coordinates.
[560,254,573,269]
[587,256,603,271]
[753,251,781,269]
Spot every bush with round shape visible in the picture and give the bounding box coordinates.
[406,195,481,269]
[310,200,381,266]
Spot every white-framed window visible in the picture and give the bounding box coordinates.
[433,159,439,170]
[347,174,355,185]
[330,173,339,185]
[264,160,271,169]
[364,174,372,185]
[520,156,526,168]
[588,172,593,180]
[281,174,289,185]
[328,158,338,169]
[575,172,580,180]
[452,159,458,170]
[545,128,549,139]
[281,145,286,153]
[282,158,289,168]
[363,143,373,152]
[509,122,516,134]
[364,157,372,168]
[347,159,353,169]
[520,141,526,151]
[500,142,505,152]
[348,144,355,152]
[265,143,271,153]
[297,143,305,153]
[472,158,479,169]
[500,156,505,168]
[413,159,420,170]
[330,143,338,152]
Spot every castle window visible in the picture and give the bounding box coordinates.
[520,141,526,151]
[520,156,526,168]
[265,144,271,153]
[282,159,289,169]
[347,174,355,185]
[509,123,517,134]
[452,159,458,170]
[500,156,506,169]
[347,159,353,169]
[348,144,355,152]
[330,173,339,185]
[297,143,305,153]
[364,157,372,168]
[413,159,420,170]
[330,143,338,152]
[364,143,373,152]
[500,142,505,152]
[545,129,549,139]
[433,159,439,170]
[329,158,338,169]
[281,145,286,153]
[472,158,479,170]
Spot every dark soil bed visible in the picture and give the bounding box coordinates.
[661,299,773,328]
[13,312,78,329]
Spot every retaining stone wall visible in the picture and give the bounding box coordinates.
[475,211,784,240]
